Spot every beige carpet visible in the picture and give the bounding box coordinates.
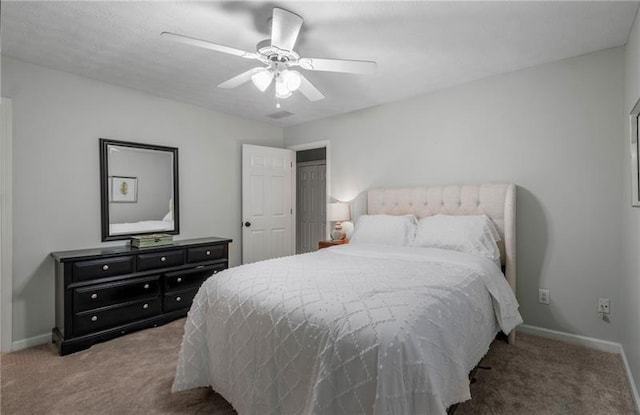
[1,319,636,414]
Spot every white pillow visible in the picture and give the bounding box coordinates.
[163,197,174,222]
[412,214,502,265]
[350,214,418,247]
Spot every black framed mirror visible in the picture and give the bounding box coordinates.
[99,138,179,241]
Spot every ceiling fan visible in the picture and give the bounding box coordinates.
[161,8,376,106]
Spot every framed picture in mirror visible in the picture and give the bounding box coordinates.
[110,176,138,203]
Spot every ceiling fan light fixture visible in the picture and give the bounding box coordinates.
[251,70,273,92]
[275,75,292,99]
[283,70,301,92]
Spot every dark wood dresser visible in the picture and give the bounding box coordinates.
[51,236,231,355]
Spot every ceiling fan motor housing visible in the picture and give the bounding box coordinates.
[256,39,300,65]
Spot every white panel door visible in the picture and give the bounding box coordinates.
[242,144,294,264]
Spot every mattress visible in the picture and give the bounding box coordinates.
[109,220,173,235]
[172,244,522,414]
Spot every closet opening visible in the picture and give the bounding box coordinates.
[291,144,329,254]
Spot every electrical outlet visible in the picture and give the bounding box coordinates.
[598,298,610,314]
[538,288,550,305]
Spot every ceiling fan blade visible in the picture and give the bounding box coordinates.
[298,57,377,74]
[298,74,325,102]
[271,8,303,52]
[161,32,257,60]
[218,68,263,89]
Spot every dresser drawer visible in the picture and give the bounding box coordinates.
[164,288,199,313]
[164,265,224,293]
[74,298,161,336]
[73,256,134,282]
[187,244,227,263]
[73,276,160,313]
[137,250,184,271]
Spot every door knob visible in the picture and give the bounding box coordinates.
[244,221,251,227]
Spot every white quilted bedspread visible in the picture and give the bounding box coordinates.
[172,244,522,415]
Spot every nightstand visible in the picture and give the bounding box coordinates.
[318,239,349,249]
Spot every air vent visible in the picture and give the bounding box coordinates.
[267,111,294,119]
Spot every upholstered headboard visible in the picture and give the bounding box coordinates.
[367,184,517,299]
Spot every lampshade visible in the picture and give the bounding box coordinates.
[327,202,351,222]
[283,70,302,92]
[275,75,292,99]
[251,70,273,92]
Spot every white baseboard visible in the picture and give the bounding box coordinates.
[11,332,50,352]
[518,324,640,412]
[517,324,621,353]
[620,345,640,413]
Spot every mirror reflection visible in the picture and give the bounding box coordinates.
[100,139,179,241]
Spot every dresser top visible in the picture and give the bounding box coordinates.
[51,236,232,262]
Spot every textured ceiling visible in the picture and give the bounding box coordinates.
[2,1,638,126]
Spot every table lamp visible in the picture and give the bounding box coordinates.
[328,202,351,240]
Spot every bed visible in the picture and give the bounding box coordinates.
[172,184,522,414]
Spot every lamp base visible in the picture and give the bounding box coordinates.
[330,229,346,241]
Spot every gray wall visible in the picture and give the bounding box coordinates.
[284,47,625,343]
[109,147,173,223]
[623,11,640,397]
[3,43,634,377]
[2,57,283,342]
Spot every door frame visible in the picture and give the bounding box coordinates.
[287,140,331,242]
[1,98,13,352]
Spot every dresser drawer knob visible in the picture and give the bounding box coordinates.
[176,277,182,283]
[143,303,149,309]
[206,250,211,256]
[90,293,98,300]
[91,316,98,322]
[102,265,109,271]
[160,256,167,262]
[143,284,150,289]
[176,296,181,302]
[213,270,218,274]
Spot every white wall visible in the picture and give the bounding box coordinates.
[284,47,625,343]
[1,57,283,343]
[623,11,640,396]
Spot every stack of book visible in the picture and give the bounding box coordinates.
[131,234,174,248]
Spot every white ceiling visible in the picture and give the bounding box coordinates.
[2,1,638,126]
